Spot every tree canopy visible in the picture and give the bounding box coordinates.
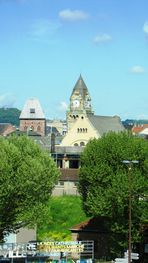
[78,131,148,256]
[0,135,60,241]
[0,108,21,126]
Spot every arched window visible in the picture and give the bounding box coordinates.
[80,142,85,146]
[37,126,41,132]
[74,143,78,146]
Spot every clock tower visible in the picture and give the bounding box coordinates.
[67,75,93,131]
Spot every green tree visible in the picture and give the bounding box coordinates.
[0,108,21,126]
[0,135,60,241]
[78,131,148,257]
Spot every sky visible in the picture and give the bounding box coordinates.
[0,0,148,120]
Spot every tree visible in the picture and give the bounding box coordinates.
[78,131,148,257]
[0,135,60,241]
[0,108,21,126]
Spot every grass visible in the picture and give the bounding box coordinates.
[37,195,89,241]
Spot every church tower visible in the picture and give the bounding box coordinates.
[67,75,93,131]
[19,98,46,136]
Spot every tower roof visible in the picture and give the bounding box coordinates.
[71,75,88,98]
[19,98,45,119]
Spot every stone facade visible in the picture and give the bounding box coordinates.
[19,119,46,137]
[19,98,46,136]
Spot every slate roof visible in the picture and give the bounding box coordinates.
[0,123,16,136]
[0,123,10,134]
[11,129,41,137]
[19,98,45,119]
[46,126,60,136]
[71,75,89,99]
[88,115,124,136]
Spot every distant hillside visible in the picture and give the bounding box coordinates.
[0,108,21,126]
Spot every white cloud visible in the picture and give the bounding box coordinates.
[59,9,89,21]
[130,65,145,74]
[0,93,16,108]
[143,21,148,34]
[28,19,61,42]
[58,101,68,111]
[93,34,112,44]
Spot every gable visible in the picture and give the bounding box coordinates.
[60,114,100,147]
[20,98,45,120]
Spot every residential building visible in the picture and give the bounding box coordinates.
[0,123,16,136]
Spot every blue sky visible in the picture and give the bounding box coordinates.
[0,0,148,120]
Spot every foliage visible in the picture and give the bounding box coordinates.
[37,195,89,241]
[0,108,21,126]
[78,131,148,256]
[0,135,60,241]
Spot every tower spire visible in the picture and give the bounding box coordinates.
[67,75,93,131]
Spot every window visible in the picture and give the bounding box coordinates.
[74,143,78,146]
[30,108,35,113]
[77,128,87,133]
[69,159,79,168]
[80,142,85,146]
[57,159,62,168]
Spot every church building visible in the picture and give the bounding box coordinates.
[18,77,125,196]
[61,75,124,147]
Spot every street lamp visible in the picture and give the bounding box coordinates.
[122,160,139,263]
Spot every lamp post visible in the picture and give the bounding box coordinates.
[122,160,139,263]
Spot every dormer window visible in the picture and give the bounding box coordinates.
[30,108,35,113]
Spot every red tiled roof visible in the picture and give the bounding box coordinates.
[132,124,148,134]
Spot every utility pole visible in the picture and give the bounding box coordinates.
[122,160,139,263]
